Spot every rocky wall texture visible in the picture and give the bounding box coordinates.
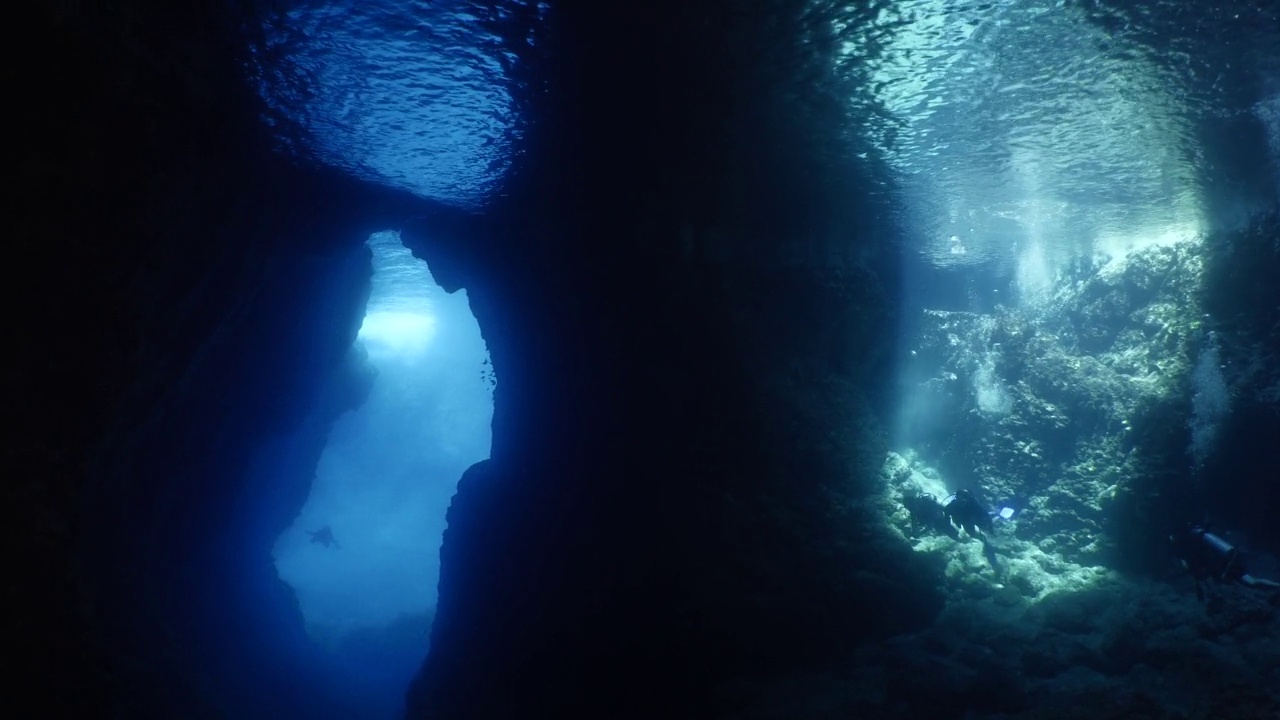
[9,2,427,716]
[895,209,1280,579]
[713,574,1280,720]
[1196,211,1280,549]
[734,215,1280,720]
[404,3,939,718]
[900,239,1206,571]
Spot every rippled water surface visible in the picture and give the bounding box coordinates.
[251,0,545,207]
[250,0,1279,260]
[827,0,1280,272]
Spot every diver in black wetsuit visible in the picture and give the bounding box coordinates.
[945,489,1002,572]
[898,487,1005,571]
[1170,523,1280,601]
[903,492,960,540]
[307,525,340,549]
[945,489,994,539]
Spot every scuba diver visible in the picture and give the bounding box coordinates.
[901,487,1005,572]
[1169,523,1280,601]
[946,488,1002,572]
[903,492,959,540]
[945,489,995,539]
[307,525,340,549]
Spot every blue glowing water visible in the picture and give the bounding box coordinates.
[271,232,492,713]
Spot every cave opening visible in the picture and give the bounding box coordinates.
[244,230,492,718]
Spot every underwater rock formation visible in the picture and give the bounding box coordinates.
[720,576,1280,720]
[901,238,1206,568]
[859,215,1280,719]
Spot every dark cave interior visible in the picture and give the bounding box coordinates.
[9,2,1280,719]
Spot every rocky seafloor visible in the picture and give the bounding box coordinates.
[720,564,1280,719]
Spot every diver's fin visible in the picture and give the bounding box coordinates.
[1242,574,1280,590]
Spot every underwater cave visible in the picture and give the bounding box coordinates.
[252,230,491,718]
[272,232,492,646]
[12,1,1280,719]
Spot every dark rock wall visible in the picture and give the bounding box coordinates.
[12,1,939,718]
[1198,211,1280,551]
[404,3,939,718]
[9,3,420,716]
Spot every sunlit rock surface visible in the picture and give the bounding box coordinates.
[840,213,1280,718]
[898,238,1212,566]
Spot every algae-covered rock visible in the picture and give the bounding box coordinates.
[898,238,1204,567]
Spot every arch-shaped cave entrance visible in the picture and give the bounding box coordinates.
[242,230,493,719]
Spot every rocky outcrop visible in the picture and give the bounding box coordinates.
[846,214,1280,719]
[894,210,1280,585]
[899,238,1206,570]
[718,576,1280,720]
